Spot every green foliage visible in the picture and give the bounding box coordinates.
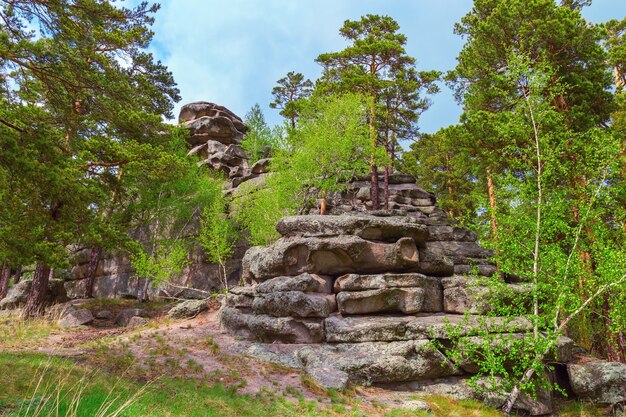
[233,93,373,246]
[440,53,626,409]
[199,190,237,291]
[241,104,273,163]
[130,239,189,290]
[270,71,314,129]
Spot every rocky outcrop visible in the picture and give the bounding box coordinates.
[568,361,626,404]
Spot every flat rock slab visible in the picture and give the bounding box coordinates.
[220,307,324,344]
[337,288,425,315]
[334,273,442,312]
[568,361,626,405]
[252,291,337,318]
[324,314,532,343]
[256,273,333,294]
[297,340,456,385]
[275,215,428,245]
[168,299,208,319]
[243,236,419,282]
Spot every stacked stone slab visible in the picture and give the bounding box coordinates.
[219,181,600,414]
[180,101,250,181]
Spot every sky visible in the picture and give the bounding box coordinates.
[139,0,626,133]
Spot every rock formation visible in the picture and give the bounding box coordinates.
[220,175,624,415]
[56,102,261,300]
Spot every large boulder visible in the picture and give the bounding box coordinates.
[297,340,457,385]
[0,280,31,310]
[0,279,68,310]
[115,308,148,326]
[568,361,626,405]
[167,299,208,319]
[275,215,428,245]
[58,308,94,328]
[242,236,419,282]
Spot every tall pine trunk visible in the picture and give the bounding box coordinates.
[13,266,21,284]
[383,167,390,211]
[486,167,499,236]
[0,262,10,300]
[85,246,103,298]
[22,263,50,318]
[370,163,379,210]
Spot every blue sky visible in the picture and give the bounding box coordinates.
[142,0,626,133]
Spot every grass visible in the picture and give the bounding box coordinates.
[0,314,60,349]
[1,312,622,417]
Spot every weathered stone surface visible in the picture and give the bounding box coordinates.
[305,364,350,390]
[179,101,246,127]
[417,248,454,277]
[442,277,534,314]
[256,273,333,294]
[0,279,67,310]
[568,361,626,404]
[275,215,428,245]
[58,308,94,328]
[168,299,208,319]
[427,241,492,259]
[243,236,419,281]
[324,314,532,343]
[337,288,424,315]
[185,116,244,145]
[298,340,456,384]
[127,316,147,327]
[250,158,271,174]
[95,310,113,320]
[0,280,31,309]
[399,400,431,412]
[220,307,324,343]
[115,308,148,326]
[335,272,423,290]
[252,291,337,318]
[402,376,552,416]
[334,273,442,312]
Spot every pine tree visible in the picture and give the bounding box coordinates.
[270,71,313,129]
[0,1,180,316]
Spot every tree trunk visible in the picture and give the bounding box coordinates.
[13,266,21,284]
[370,163,379,210]
[85,246,103,298]
[22,263,51,318]
[486,168,499,236]
[0,262,10,300]
[139,278,151,302]
[383,166,390,211]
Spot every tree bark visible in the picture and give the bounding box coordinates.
[22,263,50,318]
[85,246,103,298]
[383,166,390,211]
[486,168,499,235]
[370,163,379,210]
[0,262,10,300]
[13,266,21,284]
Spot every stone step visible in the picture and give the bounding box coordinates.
[275,214,428,245]
[220,307,324,344]
[298,340,457,388]
[324,314,532,343]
